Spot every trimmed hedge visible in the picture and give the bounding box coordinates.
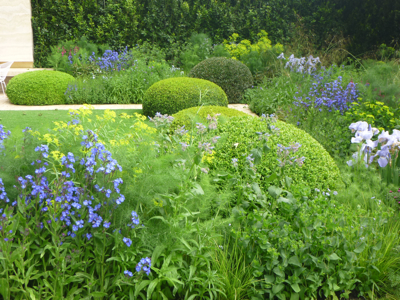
[210,116,341,191]
[171,105,249,131]
[189,57,253,104]
[6,71,74,105]
[142,77,228,117]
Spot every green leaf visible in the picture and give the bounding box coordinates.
[106,257,122,263]
[0,278,9,299]
[151,245,166,267]
[288,256,301,267]
[90,291,108,297]
[193,154,201,165]
[372,241,382,251]
[272,284,285,294]
[265,172,277,183]
[191,183,204,195]
[147,279,159,299]
[290,293,300,300]
[290,283,301,293]
[277,197,292,204]
[28,287,38,300]
[263,143,270,153]
[273,267,285,278]
[250,148,262,165]
[246,167,255,176]
[264,274,275,283]
[285,176,292,189]
[251,182,262,196]
[134,280,151,297]
[328,253,341,261]
[354,242,366,254]
[268,186,282,199]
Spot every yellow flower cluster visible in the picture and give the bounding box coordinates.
[96,109,116,123]
[153,199,163,207]
[223,30,283,60]
[53,121,84,136]
[346,99,398,132]
[50,150,64,161]
[68,104,94,122]
[202,151,215,164]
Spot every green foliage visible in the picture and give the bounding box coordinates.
[211,236,255,300]
[171,105,248,131]
[1,98,400,299]
[358,60,400,109]
[31,0,294,68]
[235,189,400,300]
[291,108,355,158]
[180,33,214,73]
[31,0,400,69]
[47,36,109,77]
[65,60,183,104]
[6,71,74,105]
[142,77,228,117]
[345,98,400,133]
[246,73,303,115]
[211,116,341,191]
[222,31,285,80]
[189,57,254,104]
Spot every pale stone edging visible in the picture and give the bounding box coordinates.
[0,94,256,116]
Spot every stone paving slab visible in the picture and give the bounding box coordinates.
[0,93,257,116]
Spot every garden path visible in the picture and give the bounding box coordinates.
[0,92,257,116]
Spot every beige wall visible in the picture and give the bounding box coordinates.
[0,0,34,67]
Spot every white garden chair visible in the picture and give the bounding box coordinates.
[0,61,14,94]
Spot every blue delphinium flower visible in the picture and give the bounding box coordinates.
[131,211,140,228]
[124,270,133,277]
[123,237,132,247]
[246,154,255,168]
[294,73,359,114]
[103,221,111,228]
[136,257,151,276]
[231,158,238,168]
[0,178,9,203]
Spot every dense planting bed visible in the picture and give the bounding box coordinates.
[1,37,400,300]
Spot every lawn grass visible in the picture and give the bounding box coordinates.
[0,109,143,135]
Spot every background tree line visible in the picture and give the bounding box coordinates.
[31,0,400,67]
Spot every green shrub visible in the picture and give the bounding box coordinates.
[6,71,74,105]
[180,33,214,73]
[211,116,341,190]
[142,77,228,117]
[47,37,109,77]
[188,57,253,104]
[171,105,249,131]
[65,59,183,104]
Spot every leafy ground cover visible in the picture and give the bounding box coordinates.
[0,102,399,299]
[0,109,142,136]
[1,34,400,299]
